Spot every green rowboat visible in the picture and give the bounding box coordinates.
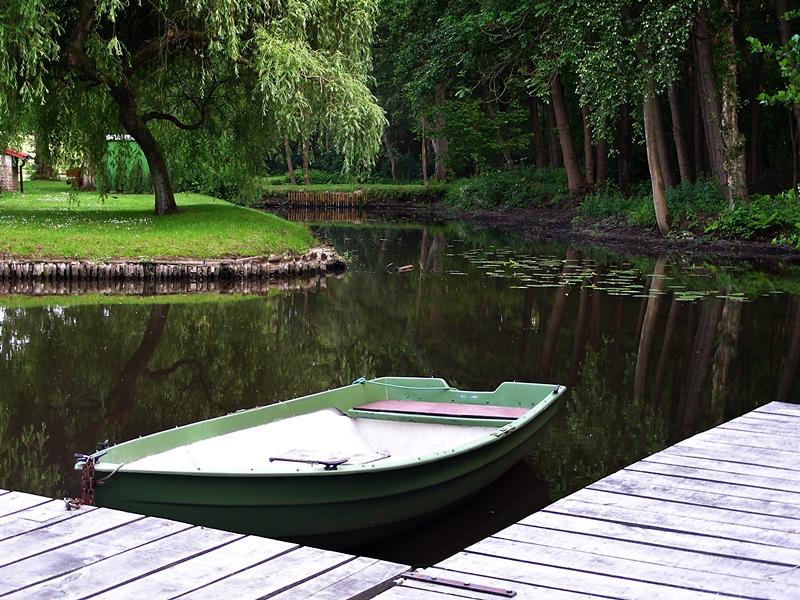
[77,377,564,550]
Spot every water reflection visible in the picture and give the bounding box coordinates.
[0,274,337,297]
[1,222,799,562]
[358,460,550,568]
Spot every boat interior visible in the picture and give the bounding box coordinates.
[124,407,503,473]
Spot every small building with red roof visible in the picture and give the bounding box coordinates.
[1,149,31,193]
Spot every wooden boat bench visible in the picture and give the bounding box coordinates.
[351,399,529,420]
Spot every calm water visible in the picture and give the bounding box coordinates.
[1,220,799,565]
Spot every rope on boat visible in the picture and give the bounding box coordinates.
[351,377,457,391]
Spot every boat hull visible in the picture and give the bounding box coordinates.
[90,378,563,550]
[94,403,556,550]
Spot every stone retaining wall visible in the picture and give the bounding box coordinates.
[0,247,346,283]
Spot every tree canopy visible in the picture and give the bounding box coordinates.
[0,0,385,214]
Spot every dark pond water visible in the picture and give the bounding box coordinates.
[2,220,799,566]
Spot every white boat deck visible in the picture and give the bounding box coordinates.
[123,409,495,473]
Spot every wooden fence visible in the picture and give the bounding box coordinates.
[287,190,363,206]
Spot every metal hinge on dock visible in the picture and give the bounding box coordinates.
[400,572,516,597]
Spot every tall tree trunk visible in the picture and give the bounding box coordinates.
[668,84,692,184]
[302,139,310,185]
[654,94,675,190]
[529,95,548,169]
[618,103,631,194]
[635,254,668,399]
[109,92,174,212]
[545,99,563,168]
[431,83,449,180]
[111,84,178,215]
[720,0,748,204]
[777,0,800,191]
[283,139,297,186]
[550,74,584,194]
[581,105,596,190]
[595,127,608,185]
[382,134,398,181]
[421,104,429,191]
[693,88,707,178]
[33,133,55,180]
[483,83,515,172]
[643,77,671,235]
[693,2,743,208]
[80,153,96,191]
[747,53,763,185]
[685,61,698,181]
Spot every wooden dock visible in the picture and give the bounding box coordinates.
[383,401,800,599]
[0,490,407,600]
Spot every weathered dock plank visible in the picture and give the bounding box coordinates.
[87,536,298,599]
[755,402,800,417]
[629,457,800,492]
[0,504,145,569]
[0,499,90,542]
[0,490,52,517]
[589,468,800,510]
[656,441,800,474]
[165,545,357,600]
[269,557,404,600]
[544,495,800,550]
[385,401,800,599]
[640,452,800,485]
[719,415,800,438]
[0,490,407,600]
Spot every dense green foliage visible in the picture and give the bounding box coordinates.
[446,167,569,210]
[579,179,800,247]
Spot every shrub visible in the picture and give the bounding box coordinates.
[580,178,727,231]
[265,170,351,186]
[706,189,800,243]
[446,166,569,210]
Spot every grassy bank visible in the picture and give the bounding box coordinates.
[0,181,316,260]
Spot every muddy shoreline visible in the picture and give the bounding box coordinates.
[364,202,800,264]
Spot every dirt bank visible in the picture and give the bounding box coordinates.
[373,201,800,264]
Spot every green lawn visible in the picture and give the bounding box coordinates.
[0,181,316,260]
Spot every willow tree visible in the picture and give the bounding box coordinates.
[0,0,385,215]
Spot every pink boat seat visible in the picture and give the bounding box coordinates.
[352,399,528,420]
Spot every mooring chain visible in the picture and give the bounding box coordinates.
[65,456,95,510]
